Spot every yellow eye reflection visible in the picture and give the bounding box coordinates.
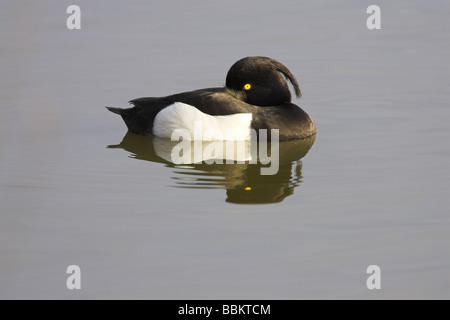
[244,84,251,90]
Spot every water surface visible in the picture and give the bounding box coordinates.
[1,0,449,299]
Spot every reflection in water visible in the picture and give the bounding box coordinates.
[108,132,315,204]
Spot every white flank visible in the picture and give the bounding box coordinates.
[153,102,252,141]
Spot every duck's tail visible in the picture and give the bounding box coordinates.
[106,106,153,135]
[106,106,125,115]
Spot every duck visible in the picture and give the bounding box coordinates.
[106,56,316,141]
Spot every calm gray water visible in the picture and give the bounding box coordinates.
[1,0,449,299]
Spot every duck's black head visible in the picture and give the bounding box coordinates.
[225,56,301,106]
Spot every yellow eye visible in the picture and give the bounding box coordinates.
[244,84,251,90]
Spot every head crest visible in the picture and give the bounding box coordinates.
[226,56,302,98]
